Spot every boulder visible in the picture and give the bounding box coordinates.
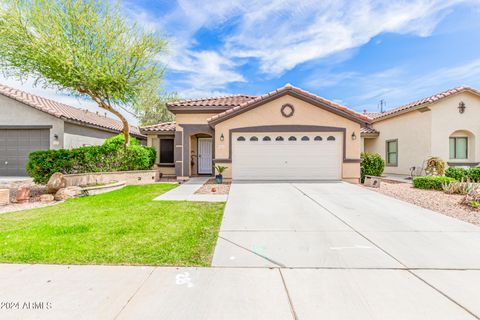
[0,189,9,206]
[39,194,55,203]
[47,173,67,193]
[54,186,82,201]
[16,185,31,203]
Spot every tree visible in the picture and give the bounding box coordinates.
[0,0,167,146]
[136,88,176,126]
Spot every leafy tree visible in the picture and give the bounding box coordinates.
[136,88,176,126]
[0,0,168,145]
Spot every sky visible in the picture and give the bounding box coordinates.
[2,0,480,125]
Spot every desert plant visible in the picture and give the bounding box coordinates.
[442,179,477,195]
[445,167,467,181]
[463,188,480,209]
[413,176,455,190]
[360,152,385,183]
[214,165,227,175]
[424,157,445,176]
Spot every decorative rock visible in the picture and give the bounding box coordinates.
[47,172,67,193]
[54,186,82,201]
[364,175,381,188]
[40,194,55,203]
[16,185,31,203]
[0,189,9,206]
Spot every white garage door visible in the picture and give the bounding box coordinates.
[232,132,342,180]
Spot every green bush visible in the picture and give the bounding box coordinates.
[413,176,456,190]
[360,152,385,183]
[466,168,480,182]
[26,134,155,184]
[445,167,467,181]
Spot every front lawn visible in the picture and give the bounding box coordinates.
[0,184,225,266]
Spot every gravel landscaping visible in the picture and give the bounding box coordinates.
[195,178,231,195]
[368,181,480,226]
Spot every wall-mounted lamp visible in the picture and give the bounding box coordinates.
[220,133,224,141]
[458,101,466,114]
[54,134,59,140]
[351,132,357,140]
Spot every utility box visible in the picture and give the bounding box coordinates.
[364,176,381,188]
[0,189,10,206]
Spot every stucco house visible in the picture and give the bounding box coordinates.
[142,84,370,183]
[0,84,145,176]
[363,86,480,176]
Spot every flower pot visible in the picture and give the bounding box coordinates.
[215,174,223,184]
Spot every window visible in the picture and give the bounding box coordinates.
[288,136,297,141]
[263,136,271,141]
[159,138,174,165]
[450,137,468,159]
[327,136,335,141]
[237,136,246,141]
[314,136,322,141]
[250,136,258,141]
[275,136,284,141]
[386,140,398,166]
[301,136,310,141]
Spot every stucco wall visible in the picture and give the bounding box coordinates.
[213,94,362,181]
[0,94,64,149]
[64,122,116,148]
[366,110,432,175]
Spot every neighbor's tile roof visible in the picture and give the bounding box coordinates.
[140,121,176,133]
[167,95,256,111]
[0,83,143,137]
[370,86,480,121]
[207,84,371,124]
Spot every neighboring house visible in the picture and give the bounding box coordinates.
[363,86,480,176]
[0,84,145,176]
[142,84,370,183]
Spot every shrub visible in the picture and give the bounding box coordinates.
[360,152,385,183]
[463,188,480,209]
[26,135,155,184]
[424,157,445,176]
[466,167,480,182]
[413,176,456,190]
[445,167,467,181]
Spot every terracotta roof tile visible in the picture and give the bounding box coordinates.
[140,121,176,133]
[207,84,371,124]
[371,86,480,121]
[360,126,379,134]
[0,84,143,137]
[167,95,256,110]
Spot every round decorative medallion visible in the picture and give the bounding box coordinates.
[281,104,295,118]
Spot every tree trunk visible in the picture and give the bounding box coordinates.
[108,107,130,147]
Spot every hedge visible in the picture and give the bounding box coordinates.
[412,176,456,190]
[360,152,385,183]
[445,167,480,182]
[26,135,156,184]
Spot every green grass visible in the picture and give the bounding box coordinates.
[0,184,225,266]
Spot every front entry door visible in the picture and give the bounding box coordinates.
[198,138,213,174]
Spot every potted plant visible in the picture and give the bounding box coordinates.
[214,165,227,184]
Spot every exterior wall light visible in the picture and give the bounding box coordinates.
[351,132,357,140]
[458,101,466,114]
[220,133,224,141]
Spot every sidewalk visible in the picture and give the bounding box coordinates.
[154,177,227,202]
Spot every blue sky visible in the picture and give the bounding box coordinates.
[3,0,480,124]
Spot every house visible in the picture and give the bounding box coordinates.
[363,86,480,176]
[0,84,145,176]
[142,84,370,183]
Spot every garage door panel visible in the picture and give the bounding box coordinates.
[232,132,342,181]
[0,129,50,176]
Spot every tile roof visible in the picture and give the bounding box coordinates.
[167,95,256,111]
[140,121,176,133]
[207,84,371,124]
[362,111,382,118]
[360,126,379,134]
[0,83,143,137]
[370,86,480,121]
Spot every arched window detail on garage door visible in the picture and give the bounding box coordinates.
[275,136,284,141]
[237,136,246,141]
[288,136,297,141]
[263,136,271,141]
[250,136,259,141]
[314,136,323,141]
[327,136,336,141]
[301,136,310,141]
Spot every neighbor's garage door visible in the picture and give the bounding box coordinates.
[232,132,342,180]
[0,128,50,176]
